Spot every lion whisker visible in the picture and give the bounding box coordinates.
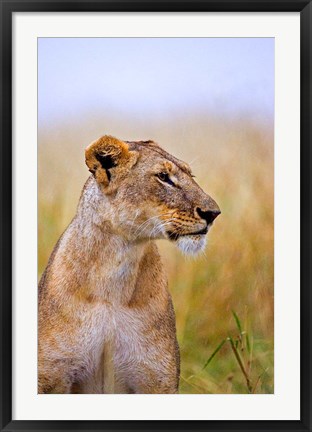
[133,213,174,240]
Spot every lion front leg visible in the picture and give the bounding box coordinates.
[130,366,179,394]
[118,348,179,394]
[114,327,180,394]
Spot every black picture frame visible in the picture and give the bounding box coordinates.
[1,1,311,431]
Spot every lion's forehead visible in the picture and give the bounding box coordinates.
[126,140,193,176]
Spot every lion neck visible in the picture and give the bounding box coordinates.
[67,177,149,305]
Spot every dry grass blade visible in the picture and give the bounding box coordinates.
[180,375,206,393]
[228,336,253,393]
[252,368,269,394]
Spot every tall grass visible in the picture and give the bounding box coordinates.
[38,113,274,394]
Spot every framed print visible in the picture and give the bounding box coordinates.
[1,0,311,431]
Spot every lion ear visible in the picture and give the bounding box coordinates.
[85,135,136,189]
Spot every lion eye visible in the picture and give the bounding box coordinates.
[156,172,175,187]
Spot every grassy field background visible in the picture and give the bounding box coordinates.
[38,113,274,394]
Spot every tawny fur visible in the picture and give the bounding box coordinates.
[38,135,220,394]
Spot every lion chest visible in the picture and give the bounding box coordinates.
[67,241,166,388]
[74,301,159,392]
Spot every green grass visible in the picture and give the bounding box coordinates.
[179,311,273,394]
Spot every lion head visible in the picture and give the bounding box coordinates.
[85,135,220,255]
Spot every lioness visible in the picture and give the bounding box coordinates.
[38,135,220,394]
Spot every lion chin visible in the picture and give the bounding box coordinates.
[175,235,207,256]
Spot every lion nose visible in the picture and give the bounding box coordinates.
[196,207,221,224]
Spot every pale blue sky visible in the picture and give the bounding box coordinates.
[38,38,274,126]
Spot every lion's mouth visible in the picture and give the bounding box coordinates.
[167,227,208,241]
